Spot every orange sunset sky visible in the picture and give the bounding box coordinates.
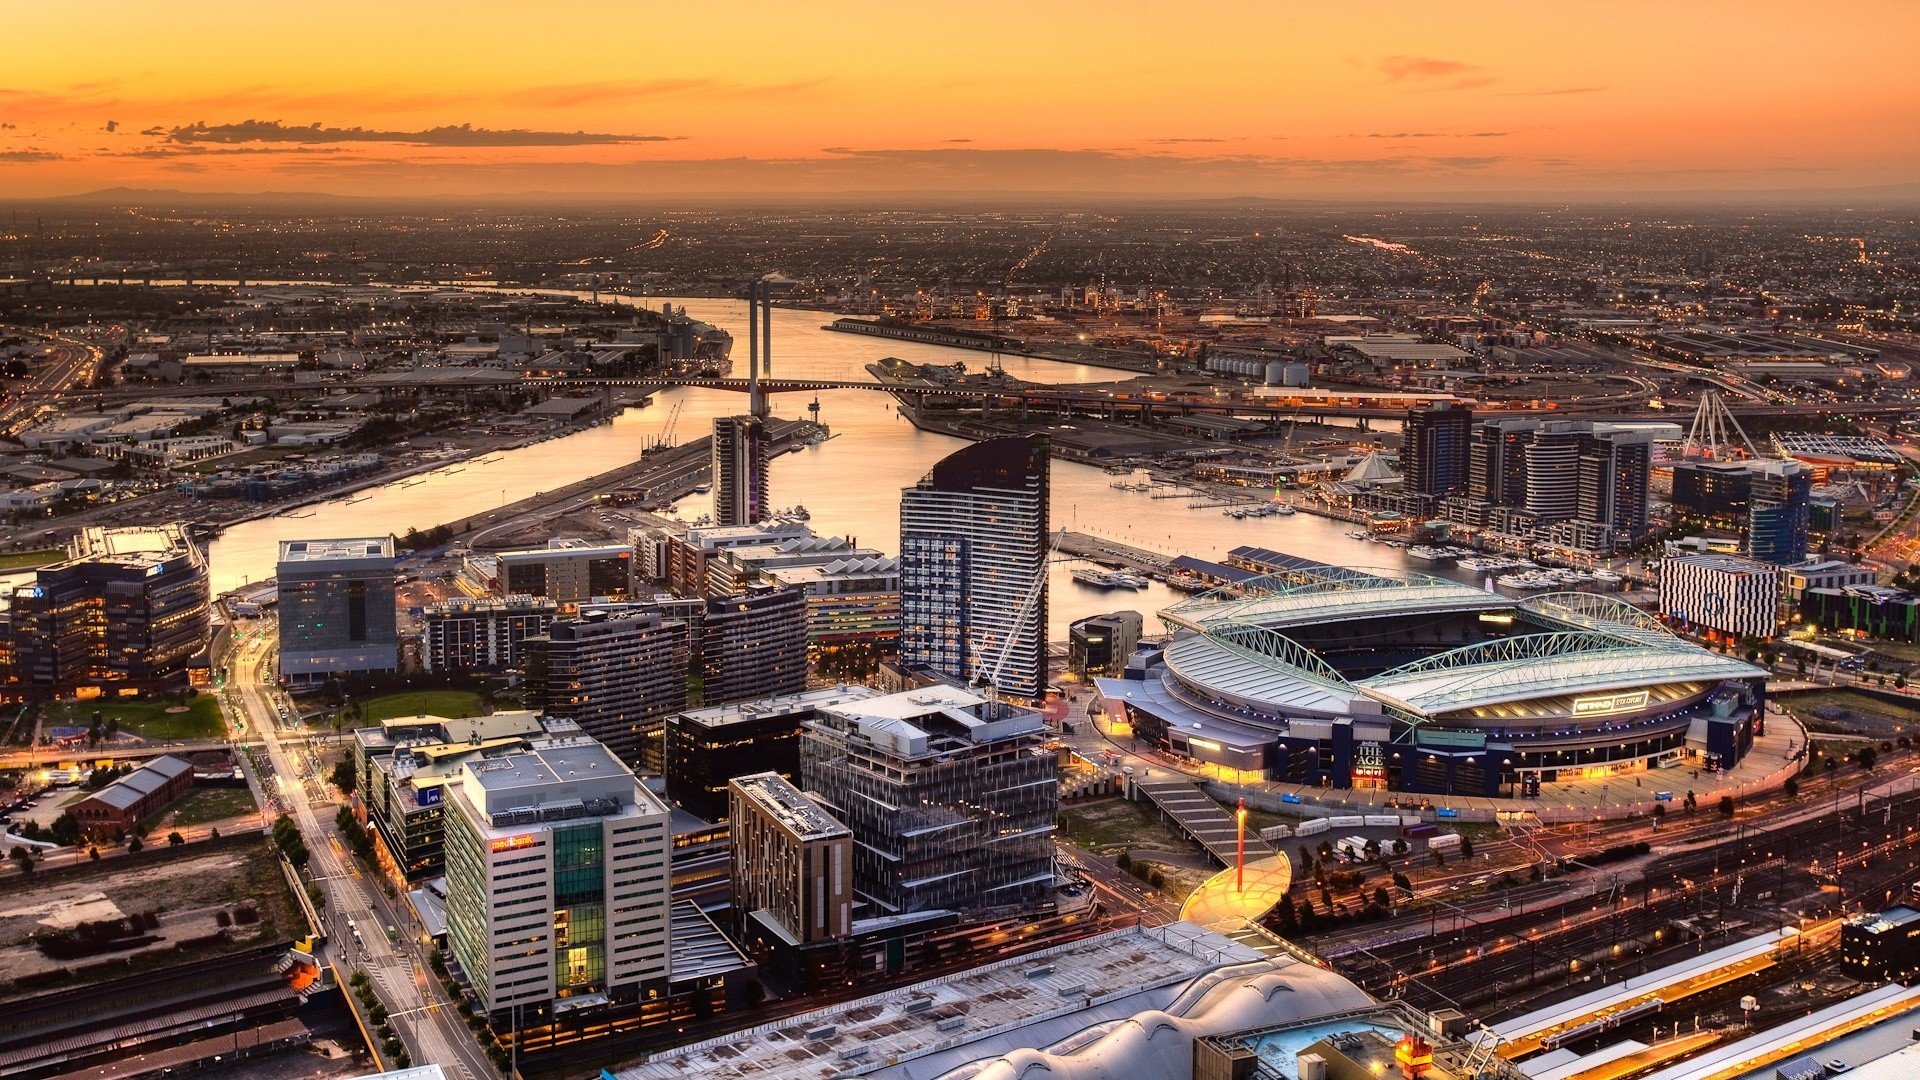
[2,0,1915,201]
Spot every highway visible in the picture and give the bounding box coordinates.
[0,328,102,438]
[225,622,494,1080]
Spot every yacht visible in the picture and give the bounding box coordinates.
[1273,503,1296,516]
[1407,545,1453,563]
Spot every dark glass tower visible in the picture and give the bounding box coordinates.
[898,435,1049,699]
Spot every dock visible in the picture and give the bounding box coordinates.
[1057,531,1178,576]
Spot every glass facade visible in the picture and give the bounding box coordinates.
[551,824,606,994]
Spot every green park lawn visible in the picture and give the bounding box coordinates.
[357,690,486,723]
[0,549,65,572]
[42,695,229,741]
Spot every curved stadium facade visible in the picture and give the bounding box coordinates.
[1096,562,1768,798]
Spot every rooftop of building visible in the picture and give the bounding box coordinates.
[70,523,197,563]
[81,755,194,811]
[460,737,665,823]
[1848,907,1920,934]
[820,684,1048,750]
[422,594,556,615]
[764,558,900,588]
[730,772,848,841]
[683,519,815,549]
[276,537,394,564]
[354,710,552,753]
[674,684,880,730]
[619,922,1355,1080]
[496,538,632,561]
[1661,552,1781,574]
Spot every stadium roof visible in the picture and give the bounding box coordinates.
[1163,567,1507,633]
[1359,639,1763,717]
[1155,570,1764,720]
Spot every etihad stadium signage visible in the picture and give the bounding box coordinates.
[1571,690,1650,717]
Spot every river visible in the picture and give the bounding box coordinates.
[208,294,1423,639]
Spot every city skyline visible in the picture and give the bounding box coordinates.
[1,0,1916,201]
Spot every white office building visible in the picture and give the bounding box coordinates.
[443,738,673,1019]
[1660,554,1781,639]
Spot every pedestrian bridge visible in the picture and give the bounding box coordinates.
[1132,777,1274,867]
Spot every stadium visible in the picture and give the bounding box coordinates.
[1094,560,1769,798]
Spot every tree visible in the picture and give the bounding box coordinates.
[1459,836,1475,859]
[1371,885,1392,910]
[167,831,185,846]
[1718,794,1736,817]
[1652,804,1667,823]
[1392,838,1409,857]
[87,846,100,861]
[330,759,358,795]
[8,846,30,873]
[50,812,81,846]
[1784,776,1800,798]
[1392,872,1413,894]
[1857,746,1880,771]
[127,836,143,854]
[1115,850,1132,871]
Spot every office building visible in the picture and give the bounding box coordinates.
[1671,461,1756,523]
[728,772,851,945]
[1401,402,1473,498]
[1522,423,1583,520]
[899,435,1050,699]
[350,710,572,881]
[1783,558,1875,601]
[1659,553,1781,640]
[497,539,633,604]
[419,595,557,673]
[699,583,808,706]
[1068,611,1143,679]
[9,524,211,688]
[443,737,673,1019]
[1747,459,1812,564]
[664,685,881,821]
[1467,417,1533,506]
[1456,419,1660,551]
[276,537,398,682]
[711,416,769,528]
[653,521,899,660]
[656,519,812,596]
[1576,426,1653,537]
[525,609,689,766]
[800,684,1057,915]
[1841,907,1920,982]
[1800,585,1920,643]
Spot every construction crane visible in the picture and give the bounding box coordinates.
[648,400,682,453]
[973,528,1068,706]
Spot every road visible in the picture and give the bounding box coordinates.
[0,328,102,438]
[225,624,494,1080]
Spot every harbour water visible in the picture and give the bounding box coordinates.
[208,295,1422,638]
